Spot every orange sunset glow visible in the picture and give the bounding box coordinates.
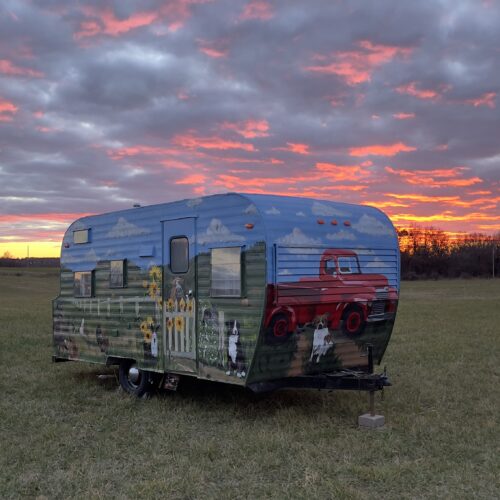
[1,1,499,258]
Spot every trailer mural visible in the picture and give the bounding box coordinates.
[53,193,399,395]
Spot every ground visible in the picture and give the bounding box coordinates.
[1,268,499,499]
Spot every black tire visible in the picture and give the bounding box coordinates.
[341,305,366,336]
[265,313,290,344]
[119,360,155,398]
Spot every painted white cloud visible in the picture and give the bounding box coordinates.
[326,230,356,241]
[278,269,292,276]
[352,215,394,236]
[61,248,99,265]
[296,211,306,217]
[186,198,203,208]
[265,207,280,215]
[277,227,321,246]
[311,201,349,217]
[244,203,258,215]
[106,217,150,238]
[365,257,390,268]
[198,218,246,244]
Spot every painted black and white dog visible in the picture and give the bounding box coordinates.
[225,320,246,378]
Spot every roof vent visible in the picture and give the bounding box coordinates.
[133,204,141,208]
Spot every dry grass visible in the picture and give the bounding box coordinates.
[1,268,499,499]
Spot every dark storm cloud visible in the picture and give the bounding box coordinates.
[1,0,499,254]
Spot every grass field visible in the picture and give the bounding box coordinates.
[1,268,499,499]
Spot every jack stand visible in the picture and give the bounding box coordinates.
[358,344,385,429]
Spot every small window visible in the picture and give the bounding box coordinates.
[338,256,361,274]
[170,237,189,273]
[74,271,93,297]
[211,247,241,297]
[74,229,90,244]
[325,259,337,275]
[110,260,126,288]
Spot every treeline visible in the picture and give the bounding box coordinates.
[0,257,60,268]
[398,226,500,280]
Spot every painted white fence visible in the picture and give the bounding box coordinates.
[163,299,196,359]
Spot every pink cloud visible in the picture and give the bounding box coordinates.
[305,40,413,85]
[463,91,496,108]
[0,98,18,122]
[173,133,256,151]
[395,81,450,100]
[221,119,270,138]
[393,112,415,120]
[274,142,310,155]
[75,7,158,39]
[240,1,274,21]
[349,142,416,157]
[0,59,43,78]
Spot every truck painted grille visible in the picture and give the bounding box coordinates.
[375,289,389,300]
[371,301,385,315]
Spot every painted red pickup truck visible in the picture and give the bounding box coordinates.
[265,249,398,341]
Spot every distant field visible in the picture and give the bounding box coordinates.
[1,268,499,499]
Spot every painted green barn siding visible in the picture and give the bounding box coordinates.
[54,262,162,371]
[196,242,267,384]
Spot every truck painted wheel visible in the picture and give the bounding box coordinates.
[119,360,154,398]
[266,314,290,344]
[342,306,365,336]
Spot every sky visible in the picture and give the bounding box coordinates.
[1,0,499,258]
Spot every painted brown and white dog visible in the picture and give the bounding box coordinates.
[309,314,335,363]
[225,320,246,378]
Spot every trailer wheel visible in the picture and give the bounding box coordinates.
[119,360,155,398]
[342,306,365,336]
[266,314,290,344]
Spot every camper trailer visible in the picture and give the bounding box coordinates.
[53,193,399,396]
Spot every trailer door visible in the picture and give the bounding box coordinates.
[162,217,197,374]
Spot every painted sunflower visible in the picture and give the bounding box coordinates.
[140,320,149,335]
[175,316,184,331]
[149,266,162,282]
[144,330,152,343]
[187,300,194,313]
[149,282,159,300]
[167,298,175,311]
[166,318,173,330]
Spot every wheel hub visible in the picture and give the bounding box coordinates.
[128,366,140,385]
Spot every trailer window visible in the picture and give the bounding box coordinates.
[73,229,90,244]
[338,256,361,274]
[74,271,93,297]
[110,260,126,288]
[170,237,189,273]
[211,247,241,297]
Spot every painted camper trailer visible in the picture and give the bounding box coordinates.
[53,193,399,396]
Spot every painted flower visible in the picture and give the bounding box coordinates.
[149,282,159,300]
[167,298,175,311]
[149,266,162,281]
[140,320,149,335]
[167,318,173,330]
[175,316,184,331]
[187,300,193,313]
[142,280,148,289]
[140,316,154,342]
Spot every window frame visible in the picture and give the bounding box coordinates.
[170,236,189,274]
[210,246,243,298]
[109,259,127,288]
[73,271,94,297]
[73,229,90,245]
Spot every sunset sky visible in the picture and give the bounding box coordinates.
[1,0,499,258]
